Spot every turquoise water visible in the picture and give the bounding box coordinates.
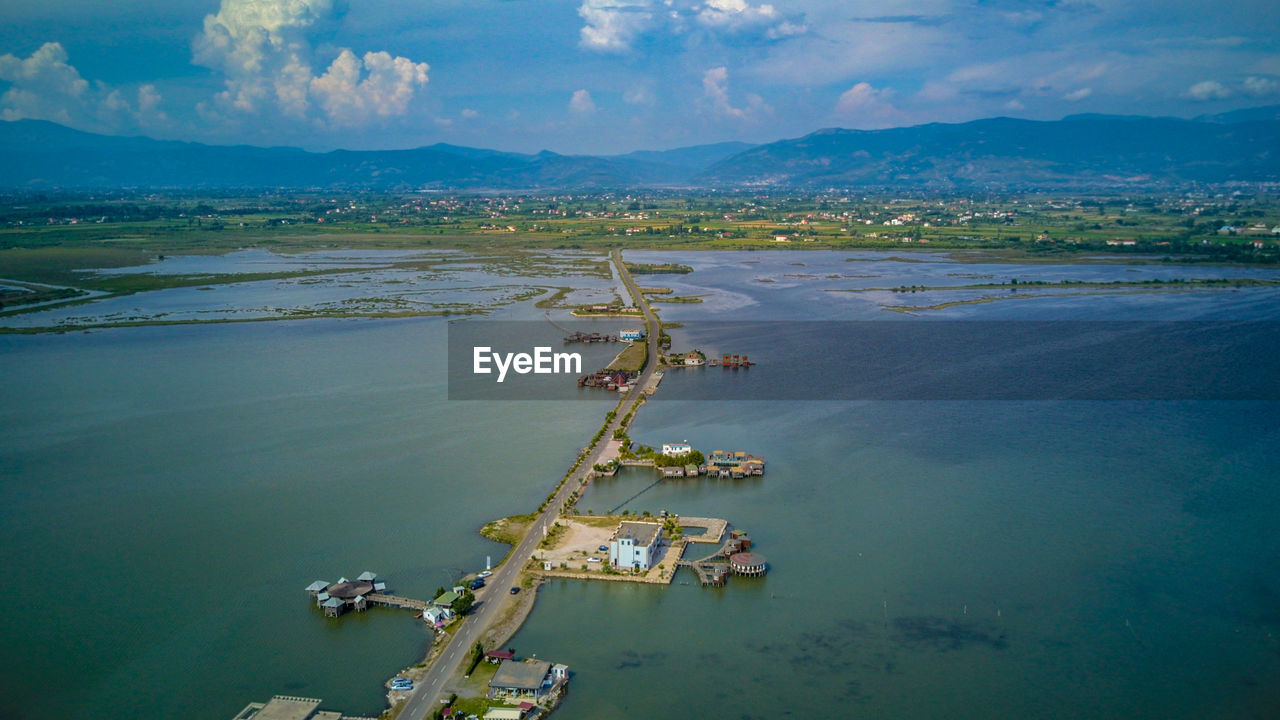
[3,250,1279,719]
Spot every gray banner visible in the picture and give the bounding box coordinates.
[448,320,1280,401]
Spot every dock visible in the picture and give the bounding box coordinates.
[230,694,378,720]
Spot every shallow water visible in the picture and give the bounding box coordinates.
[2,249,1278,719]
[509,251,1280,720]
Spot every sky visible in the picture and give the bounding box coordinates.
[0,0,1277,154]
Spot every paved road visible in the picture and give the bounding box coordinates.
[397,249,660,720]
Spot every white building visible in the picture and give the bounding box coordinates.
[662,442,692,456]
[620,328,645,341]
[609,521,663,571]
[423,606,453,625]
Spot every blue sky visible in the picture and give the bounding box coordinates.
[0,0,1277,153]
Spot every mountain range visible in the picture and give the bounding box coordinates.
[2,108,1277,190]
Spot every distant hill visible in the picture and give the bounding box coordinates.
[0,120,693,190]
[697,115,1280,188]
[1194,104,1280,124]
[613,141,757,170]
[2,110,1278,190]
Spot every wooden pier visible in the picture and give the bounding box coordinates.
[674,529,766,587]
[366,593,430,611]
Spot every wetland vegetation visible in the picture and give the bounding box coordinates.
[3,188,1278,331]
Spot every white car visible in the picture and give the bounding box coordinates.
[477,571,492,578]
[588,557,602,563]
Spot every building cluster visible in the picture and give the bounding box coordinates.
[706,450,765,478]
[578,369,636,390]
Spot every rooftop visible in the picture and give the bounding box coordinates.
[326,580,374,600]
[612,521,661,547]
[490,659,552,691]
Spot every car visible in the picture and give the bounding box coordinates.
[509,587,520,594]
[587,557,601,563]
[598,545,608,552]
[469,578,485,589]
[477,571,492,578]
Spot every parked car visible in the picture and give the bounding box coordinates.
[598,545,609,552]
[469,578,485,590]
[477,571,492,578]
[509,587,520,594]
[588,557,601,563]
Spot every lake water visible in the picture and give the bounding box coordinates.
[2,250,1279,719]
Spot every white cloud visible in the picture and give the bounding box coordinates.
[579,0,654,53]
[697,0,778,30]
[0,42,89,123]
[702,66,769,120]
[1185,80,1232,101]
[577,0,804,53]
[1243,76,1279,97]
[0,42,166,129]
[461,108,479,119]
[98,83,168,126]
[767,21,808,39]
[623,84,655,105]
[570,89,597,114]
[1063,87,1092,101]
[194,0,429,126]
[310,50,429,127]
[833,82,904,128]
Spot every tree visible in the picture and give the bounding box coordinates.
[452,589,475,615]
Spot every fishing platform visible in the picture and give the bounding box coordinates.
[676,529,768,587]
[305,572,430,617]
